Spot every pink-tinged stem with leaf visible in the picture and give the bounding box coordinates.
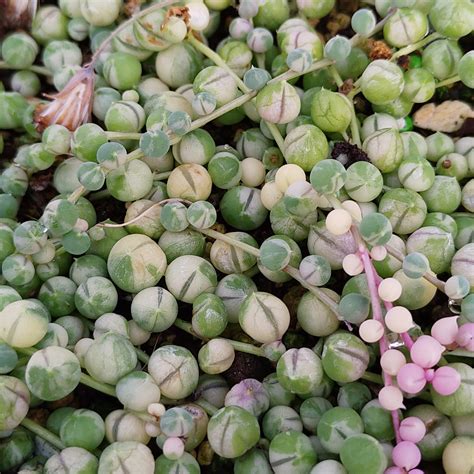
[354,233,402,443]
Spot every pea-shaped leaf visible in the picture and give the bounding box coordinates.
[77,162,105,191]
[140,130,170,158]
[26,347,81,401]
[260,237,292,271]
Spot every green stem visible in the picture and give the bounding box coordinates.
[436,75,461,88]
[187,35,251,94]
[391,32,442,61]
[349,111,361,148]
[169,90,258,144]
[445,349,474,358]
[125,147,145,163]
[346,94,362,148]
[347,85,361,100]
[255,53,266,70]
[67,185,87,204]
[15,356,30,368]
[197,227,261,257]
[154,171,173,181]
[80,373,116,397]
[0,61,52,76]
[187,33,292,164]
[269,59,334,84]
[361,371,384,384]
[329,66,344,88]
[131,411,160,424]
[105,132,142,141]
[283,266,341,316]
[174,318,265,358]
[136,347,150,365]
[264,121,286,153]
[195,398,219,416]
[16,347,35,357]
[21,418,65,450]
[228,340,265,358]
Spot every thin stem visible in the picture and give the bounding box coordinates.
[357,235,402,443]
[391,32,442,61]
[131,411,160,425]
[187,34,251,93]
[125,148,145,163]
[436,75,461,88]
[445,349,474,358]
[15,356,30,368]
[0,61,52,76]
[347,85,361,100]
[105,132,142,141]
[135,347,150,365]
[255,53,266,70]
[374,272,414,350]
[21,418,65,450]
[187,32,294,166]
[264,121,286,153]
[170,90,258,143]
[329,65,344,88]
[348,99,362,148]
[197,227,261,257]
[198,227,342,317]
[174,318,265,357]
[228,340,265,358]
[80,373,116,397]
[99,198,191,229]
[269,59,334,84]
[154,171,173,181]
[385,243,446,293]
[67,185,87,204]
[195,398,219,416]
[361,371,384,384]
[284,266,341,316]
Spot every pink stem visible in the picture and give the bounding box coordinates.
[373,273,414,350]
[356,241,402,444]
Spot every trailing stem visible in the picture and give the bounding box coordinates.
[355,231,402,443]
[174,317,266,358]
[0,61,51,76]
[21,418,65,450]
